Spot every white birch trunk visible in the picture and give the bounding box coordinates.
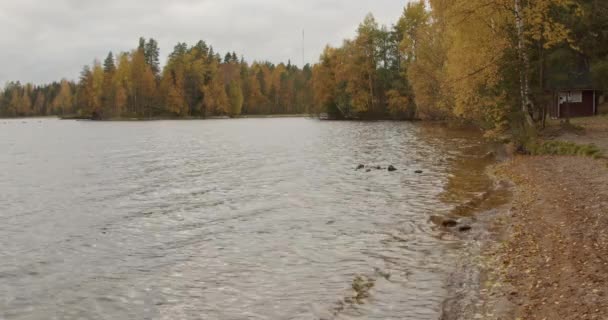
[514,0,536,128]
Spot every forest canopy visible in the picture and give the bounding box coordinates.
[2,0,607,133]
[0,38,313,119]
[312,0,608,131]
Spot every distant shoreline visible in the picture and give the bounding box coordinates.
[55,114,312,121]
[56,114,418,122]
[0,115,58,120]
[1,114,436,123]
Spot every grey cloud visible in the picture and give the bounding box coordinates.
[0,0,408,85]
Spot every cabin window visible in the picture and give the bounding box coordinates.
[559,91,583,104]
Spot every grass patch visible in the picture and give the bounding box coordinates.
[527,140,603,158]
[540,121,586,139]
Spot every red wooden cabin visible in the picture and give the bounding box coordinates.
[548,89,600,118]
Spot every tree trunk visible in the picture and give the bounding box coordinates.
[565,91,571,124]
[539,41,547,128]
[368,72,374,113]
[514,0,535,129]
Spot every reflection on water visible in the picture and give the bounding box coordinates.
[0,118,495,320]
[419,124,511,217]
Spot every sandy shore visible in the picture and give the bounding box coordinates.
[442,116,608,320]
[476,153,608,319]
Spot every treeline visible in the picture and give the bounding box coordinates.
[313,0,608,130]
[312,13,415,120]
[3,0,607,128]
[0,38,313,119]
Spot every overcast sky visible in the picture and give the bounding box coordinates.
[0,0,408,85]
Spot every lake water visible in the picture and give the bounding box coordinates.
[0,118,494,320]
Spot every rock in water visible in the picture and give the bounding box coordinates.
[387,165,397,172]
[442,219,458,228]
[415,170,423,174]
[356,164,365,170]
[459,225,472,232]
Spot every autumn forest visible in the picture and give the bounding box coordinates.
[2,0,607,132]
[0,38,313,119]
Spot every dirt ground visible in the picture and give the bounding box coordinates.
[488,155,608,320]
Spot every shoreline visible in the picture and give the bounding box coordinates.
[452,146,608,319]
[1,114,313,121]
[4,114,426,122]
[479,155,608,319]
[58,114,313,121]
[439,151,515,320]
[442,115,608,320]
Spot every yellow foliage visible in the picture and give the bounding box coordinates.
[53,80,73,114]
[524,0,581,49]
[202,59,229,115]
[247,73,268,114]
[312,46,338,113]
[444,0,510,122]
[386,89,410,116]
[407,11,453,120]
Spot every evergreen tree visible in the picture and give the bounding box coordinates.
[144,38,161,76]
[101,52,116,117]
[103,52,116,73]
[193,40,209,58]
[138,37,146,51]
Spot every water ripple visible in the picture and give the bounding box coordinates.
[0,118,492,320]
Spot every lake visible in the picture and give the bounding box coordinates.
[0,118,494,320]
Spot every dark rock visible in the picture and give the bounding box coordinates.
[356,164,365,170]
[376,165,382,170]
[366,169,372,172]
[387,165,397,172]
[458,225,472,232]
[442,219,458,228]
[415,170,423,174]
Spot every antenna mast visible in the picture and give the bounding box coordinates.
[302,29,305,67]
